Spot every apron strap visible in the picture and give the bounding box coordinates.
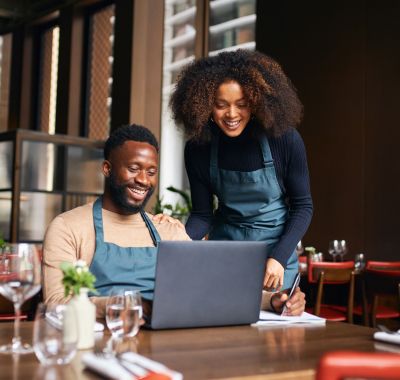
[140,210,161,246]
[259,133,274,167]
[93,197,104,245]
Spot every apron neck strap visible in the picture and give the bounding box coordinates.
[93,197,161,246]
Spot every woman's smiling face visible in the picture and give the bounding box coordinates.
[211,80,251,138]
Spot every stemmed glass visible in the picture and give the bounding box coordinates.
[337,240,348,261]
[106,289,143,339]
[0,243,41,354]
[295,240,305,256]
[328,240,340,262]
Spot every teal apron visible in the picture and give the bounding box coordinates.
[89,197,160,300]
[208,131,298,290]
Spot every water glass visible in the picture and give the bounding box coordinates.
[354,253,366,273]
[106,289,142,338]
[33,303,78,365]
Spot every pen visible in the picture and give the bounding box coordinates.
[281,272,301,316]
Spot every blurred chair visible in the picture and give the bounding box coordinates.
[316,351,400,380]
[306,261,355,322]
[367,260,400,270]
[362,268,400,327]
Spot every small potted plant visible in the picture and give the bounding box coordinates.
[60,260,97,349]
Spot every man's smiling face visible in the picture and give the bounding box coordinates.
[104,140,158,214]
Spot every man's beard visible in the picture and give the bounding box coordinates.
[108,171,154,214]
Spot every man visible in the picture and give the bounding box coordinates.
[43,124,304,317]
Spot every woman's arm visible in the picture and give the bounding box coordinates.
[184,141,214,240]
[269,128,313,267]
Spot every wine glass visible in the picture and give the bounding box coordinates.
[354,253,366,273]
[0,243,41,354]
[295,240,305,256]
[338,240,348,261]
[328,240,340,262]
[106,289,142,339]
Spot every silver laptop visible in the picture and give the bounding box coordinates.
[149,240,268,329]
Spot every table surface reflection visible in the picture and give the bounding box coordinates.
[0,320,396,380]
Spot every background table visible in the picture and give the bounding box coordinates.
[0,320,397,380]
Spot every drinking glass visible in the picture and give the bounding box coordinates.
[106,289,142,338]
[295,240,305,256]
[33,303,78,365]
[0,243,41,354]
[328,240,340,262]
[338,240,348,261]
[354,253,366,273]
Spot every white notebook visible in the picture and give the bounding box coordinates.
[253,310,326,326]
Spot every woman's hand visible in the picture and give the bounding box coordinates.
[271,287,305,316]
[152,213,185,229]
[264,258,284,291]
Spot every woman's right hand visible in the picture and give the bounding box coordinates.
[263,258,284,291]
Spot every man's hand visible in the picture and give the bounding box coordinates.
[271,287,305,316]
[264,258,284,291]
[152,213,185,229]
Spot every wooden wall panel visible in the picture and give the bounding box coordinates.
[364,1,400,260]
[256,1,367,258]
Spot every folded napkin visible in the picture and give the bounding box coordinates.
[45,312,104,332]
[82,352,183,380]
[373,331,400,345]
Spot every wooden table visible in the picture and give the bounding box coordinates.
[0,320,398,380]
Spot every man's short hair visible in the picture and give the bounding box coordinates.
[104,124,159,160]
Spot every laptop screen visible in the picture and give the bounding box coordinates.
[150,240,268,329]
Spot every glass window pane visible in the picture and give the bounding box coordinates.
[86,4,115,140]
[208,0,256,55]
[0,141,13,189]
[0,33,12,132]
[20,141,62,192]
[66,146,104,193]
[0,191,11,241]
[160,0,196,206]
[38,26,60,134]
[19,192,63,241]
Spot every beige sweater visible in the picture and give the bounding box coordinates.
[42,202,190,308]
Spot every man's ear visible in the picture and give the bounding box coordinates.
[102,160,111,177]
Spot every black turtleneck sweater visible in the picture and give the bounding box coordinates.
[184,123,313,267]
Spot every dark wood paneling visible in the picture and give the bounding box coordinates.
[364,1,400,260]
[256,1,368,258]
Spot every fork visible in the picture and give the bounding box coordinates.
[93,346,148,378]
[377,324,400,335]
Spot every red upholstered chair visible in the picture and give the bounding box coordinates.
[362,268,400,327]
[367,260,400,270]
[306,261,355,322]
[316,351,400,380]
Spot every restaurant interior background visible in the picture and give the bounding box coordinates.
[0,0,399,262]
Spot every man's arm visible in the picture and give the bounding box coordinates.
[42,215,79,304]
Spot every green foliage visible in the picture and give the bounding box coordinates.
[0,233,5,249]
[154,186,192,222]
[60,261,97,298]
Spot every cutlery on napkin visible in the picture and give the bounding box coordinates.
[82,351,183,380]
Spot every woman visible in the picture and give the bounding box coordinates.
[170,50,313,291]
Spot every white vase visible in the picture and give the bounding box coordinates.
[65,288,95,349]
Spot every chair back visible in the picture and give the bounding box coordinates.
[364,268,400,326]
[308,261,354,284]
[309,261,355,322]
[366,260,400,270]
[317,351,400,380]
